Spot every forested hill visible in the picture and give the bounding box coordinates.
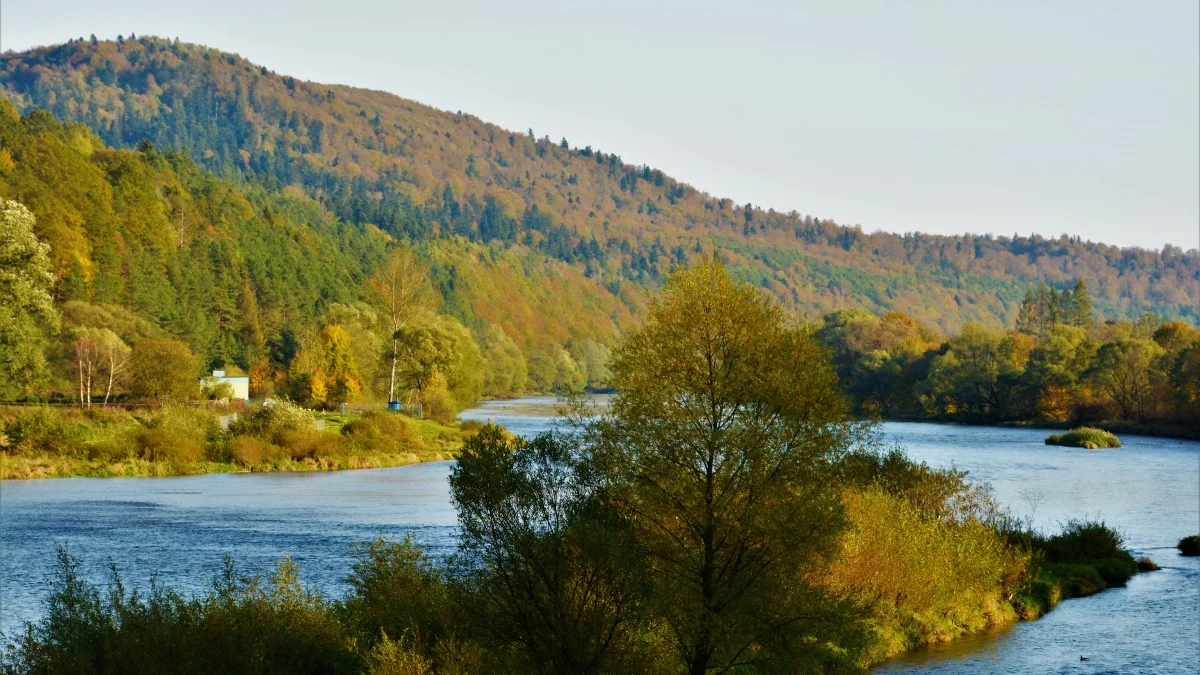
[2,36,1198,329]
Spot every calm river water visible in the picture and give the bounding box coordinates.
[2,397,1197,673]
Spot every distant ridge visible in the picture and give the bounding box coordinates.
[2,36,1197,329]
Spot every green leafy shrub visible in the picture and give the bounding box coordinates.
[824,485,1027,659]
[1045,427,1120,449]
[1178,535,1200,556]
[343,538,459,662]
[230,436,277,466]
[2,407,86,456]
[276,428,346,461]
[2,549,360,675]
[341,412,419,455]
[1136,556,1160,571]
[230,400,314,442]
[1044,519,1127,563]
[134,405,220,463]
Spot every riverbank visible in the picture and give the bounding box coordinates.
[0,404,466,480]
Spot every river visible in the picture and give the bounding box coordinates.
[1,397,1197,673]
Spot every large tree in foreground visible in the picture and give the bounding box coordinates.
[590,257,864,673]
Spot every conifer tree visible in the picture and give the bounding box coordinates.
[1072,278,1094,327]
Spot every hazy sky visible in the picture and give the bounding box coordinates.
[3,1,1197,249]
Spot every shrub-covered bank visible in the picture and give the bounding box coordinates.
[0,403,465,480]
[0,455,1143,674]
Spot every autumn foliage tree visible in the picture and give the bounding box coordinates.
[590,257,862,672]
[0,199,59,398]
[128,339,199,403]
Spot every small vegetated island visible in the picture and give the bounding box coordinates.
[0,261,1152,673]
[1045,427,1122,449]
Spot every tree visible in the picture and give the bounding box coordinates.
[128,338,199,402]
[478,323,527,398]
[450,425,648,673]
[97,328,131,405]
[1087,338,1164,421]
[0,200,60,398]
[395,323,457,418]
[923,324,1031,421]
[1152,321,1196,352]
[69,327,103,407]
[589,258,861,673]
[1025,324,1093,420]
[319,323,362,404]
[368,249,433,403]
[1071,278,1094,327]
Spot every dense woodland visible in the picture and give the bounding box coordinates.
[0,100,626,411]
[2,36,1197,334]
[819,281,1200,434]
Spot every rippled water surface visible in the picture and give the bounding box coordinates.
[2,400,1197,673]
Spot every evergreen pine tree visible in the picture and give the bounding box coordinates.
[1046,287,1060,327]
[1072,278,1094,327]
[61,257,89,302]
[1016,290,1033,334]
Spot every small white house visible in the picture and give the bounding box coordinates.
[203,369,250,400]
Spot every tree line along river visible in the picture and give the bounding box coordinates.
[1,397,1197,673]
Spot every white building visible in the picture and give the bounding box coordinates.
[204,369,250,400]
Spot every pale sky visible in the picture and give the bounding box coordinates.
[3,1,1197,250]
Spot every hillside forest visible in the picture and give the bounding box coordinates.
[2,36,1197,332]
[0,37,1197,435]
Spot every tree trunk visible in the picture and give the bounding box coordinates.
[78,357,85,407]
[104,356,115,406]
[388,337,398,402]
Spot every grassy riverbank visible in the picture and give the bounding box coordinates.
[0,404,466,480]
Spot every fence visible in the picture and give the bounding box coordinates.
[0,399,249,412]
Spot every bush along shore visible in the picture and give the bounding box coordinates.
[1179,535,1200,556]
[0,261,1154,674]
[1045,427,1122,449]
[0,402,469,480]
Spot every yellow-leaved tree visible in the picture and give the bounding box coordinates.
[590,256,864,673]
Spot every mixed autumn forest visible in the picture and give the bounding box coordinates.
[1,36,1197,433]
